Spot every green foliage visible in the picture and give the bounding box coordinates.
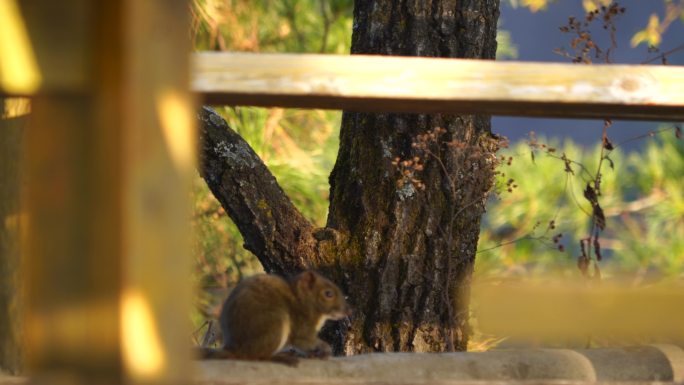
[477,131,684,283]
[191,0,353,53]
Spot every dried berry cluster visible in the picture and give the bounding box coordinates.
[412,126,449,150]
[552,234,565,252]
[391,155,426,190]
[494,152,517,194]
[392,126,504,202]
[504,178,518,193]
[555,2,625,63]
[390,127,451,191]
[392,126,450,191]
[547,220,566,253]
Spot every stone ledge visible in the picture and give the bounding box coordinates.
[195,345,684,384]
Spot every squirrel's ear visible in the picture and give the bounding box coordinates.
[299,270,317,289]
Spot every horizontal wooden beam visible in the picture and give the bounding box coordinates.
[192,52,684,121]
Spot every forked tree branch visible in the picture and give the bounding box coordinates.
[197,106,319,275]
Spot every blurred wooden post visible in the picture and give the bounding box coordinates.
[0,99,29,375]
[17,1,193,383]
[119,1,195,383]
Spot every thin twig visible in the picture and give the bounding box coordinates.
[641,42,684,64]
[613,126,676,149]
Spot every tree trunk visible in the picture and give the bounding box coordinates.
[327,0,500,353]
[199,0,500,355]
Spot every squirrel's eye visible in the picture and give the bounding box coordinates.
[323,289,335,298]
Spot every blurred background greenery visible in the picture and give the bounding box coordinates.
[189,0,684,348]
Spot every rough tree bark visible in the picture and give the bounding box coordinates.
[199,0,501,354]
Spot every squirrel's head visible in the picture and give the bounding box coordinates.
[293,270,351,328]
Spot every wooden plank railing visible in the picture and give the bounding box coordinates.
[4,51,683,121]
[192,52,684,121]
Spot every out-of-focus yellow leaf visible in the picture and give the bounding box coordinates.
[630,31,648,48]
[630,14,662,47]
[582,0,596,12]
[582,0,613,12]
[521,0,550,12]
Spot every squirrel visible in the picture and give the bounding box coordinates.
[198,270,351,365]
